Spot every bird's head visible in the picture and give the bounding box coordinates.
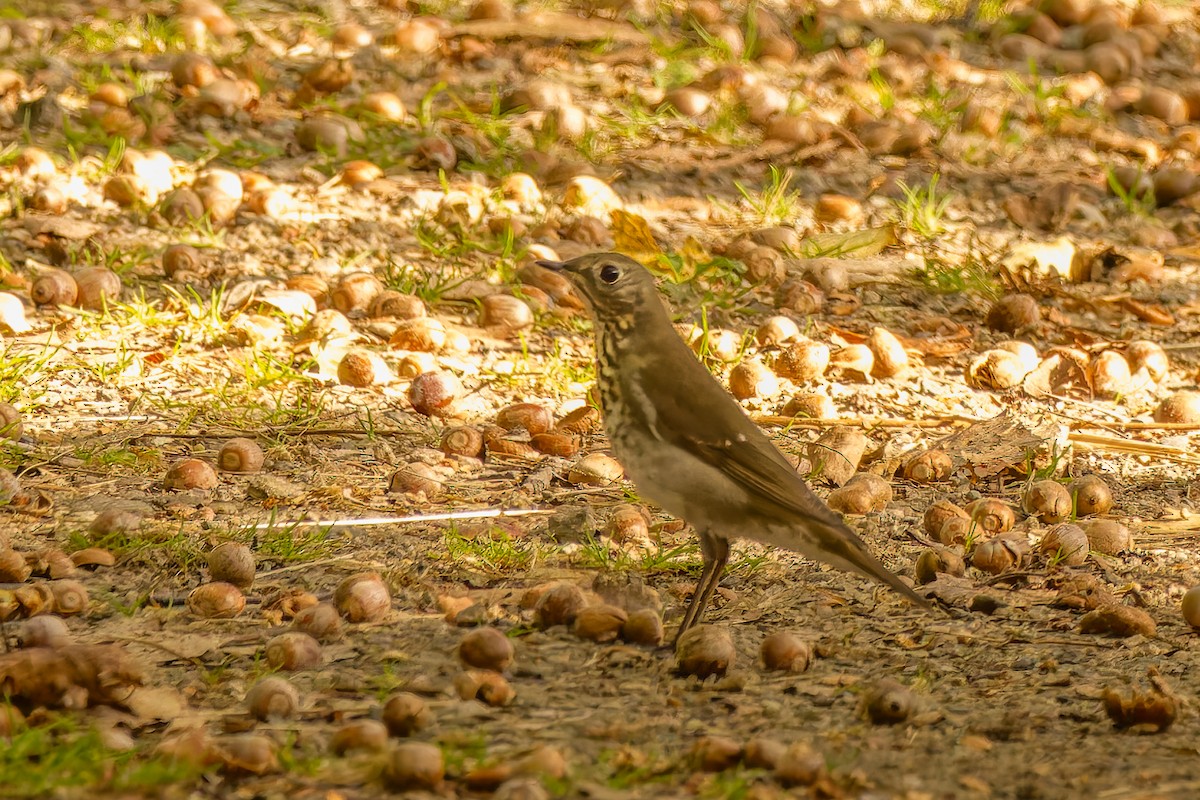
[535,252,657,324]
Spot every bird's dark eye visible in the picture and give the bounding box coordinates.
[599,264,621,284]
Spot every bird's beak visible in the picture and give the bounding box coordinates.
[535,259,566,272]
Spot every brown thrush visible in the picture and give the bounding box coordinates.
[539,252,931,640]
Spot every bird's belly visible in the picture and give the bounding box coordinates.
[609,433,755,533]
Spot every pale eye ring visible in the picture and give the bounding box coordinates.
[599,264,621,284]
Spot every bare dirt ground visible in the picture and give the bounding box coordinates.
[2,0,1200,797]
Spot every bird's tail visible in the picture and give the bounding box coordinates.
[762,514,934,610]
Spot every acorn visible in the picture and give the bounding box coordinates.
[454,670,516,706]
[334,572,391,622]
[218,438,264,473]
[296,117,356,156]
[567,453,624,485]
[31,269,78,307]
[74,267,121,310]
[1089,351,1131,398]
[331,273,383,314]
[902,449,953,483]
[690,735,742,772]
[459,627,514,671]
[760,631,811,672]
[162,244,202,279]
[573,604,628,643]
[1070,475,1113,516]
[265,631,322,670]
[369,290,425,319]
[408,371,462,417]
[1083,519,1132,554]
[440,426,485,459]
[862,679,916,725]
[985,294,1041,333]
[775,743,825,787]
[728,360,779,400]
[382,692,432,737]
[496,403,553,435]
[47,580,88,615]
[1181,586,1200,628]
[1023,480,1072,523]
[756,316,801,347]
[69,548,115,569]
[292,602,342,641]
[163,458,218,490]
[388,462,444,498]
[621,608,665,646]
[1155,391,1200,424]
[827,344,874,382]
[923,501,970,539]
[1125,341,1168,382]
[359,91,406,121]
[330,720,389,755]
[89,508,142,535]
[208,542,255,588]
[868,327,909,378]
[970,537,1026,574]
[18,615,71,649]
[967,498,1016,534]
[534,582,588,628]
[781,392,835,419]
[773,340,829,382]
[967,349,1031,390]
[1038,523,1089,566]
[389,318,447,352]
[246,676,300,721]
[186,581,245,618]
[826,473,891,515]
[214,735,279,776]
[743,737,786,770]
[159,188,205,224]
[382,742,444,792]
[0,403,22,441]
[675,625,735,678]
[914,547,966,584]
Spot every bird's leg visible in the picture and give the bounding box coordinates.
[674,532,730,644]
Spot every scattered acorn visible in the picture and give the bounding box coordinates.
[330,720,389,755]
[985,294,1041,333]
[573,604,628,643]
[382,742,445,792]
[208,542,255,588]
[760,631,811,673]
[334,572,391,622]
[245,676,300,721]
[381,692,432,737]
[1023,480,1072,523]
[914,547,966,584]
[459,626,514,672]
[675,625,735,679]
[186,581,246,618]
[31,269,78,307]
[621,608,665,646]
[967,498,1016,534]
[0,403,22,441]
[265,631,322,670]
[534,582,588,628]
[292,602,342,641]
[690,735,742,772]
[1154,391,1200,424]
[862,678,915,725]
[408,371,463,417]
[218,438,264,473]
[1083,519,1133,554]
[454,669,516,706]
[1038,523,1089,566]
[74,267,122,310]
[1181,586,1200,628]
[902,449,953,483]
[163,458,219,491]
[1070,475,1113,516]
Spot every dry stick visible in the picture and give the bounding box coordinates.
[250,507,554,531]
